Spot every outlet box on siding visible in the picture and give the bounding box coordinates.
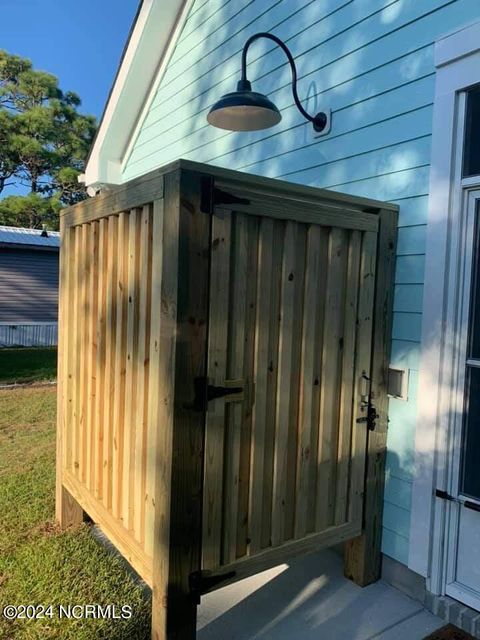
[312,109,332,138]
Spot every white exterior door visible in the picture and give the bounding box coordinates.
[445,189,480,610]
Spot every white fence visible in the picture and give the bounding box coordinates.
[0,323,58,347]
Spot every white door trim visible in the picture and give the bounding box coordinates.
[409,18,480,585]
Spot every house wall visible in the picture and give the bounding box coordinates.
[0,248,59,323]
[122,0,480,566]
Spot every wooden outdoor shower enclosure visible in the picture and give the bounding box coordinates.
[56,159,397,639]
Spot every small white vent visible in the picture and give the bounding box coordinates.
[388,367,409,400]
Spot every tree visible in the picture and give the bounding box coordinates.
[0,50,96,229]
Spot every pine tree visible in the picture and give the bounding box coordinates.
[0,50,96,229]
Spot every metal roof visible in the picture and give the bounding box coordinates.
[0,225,60,248]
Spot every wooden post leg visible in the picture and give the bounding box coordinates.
[151,589,197,640]
[151,170,209,639]
[343,428,387,585]
[344,209,397,586]
[56,484,84,529]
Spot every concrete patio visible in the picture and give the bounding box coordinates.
[198,549,443,640]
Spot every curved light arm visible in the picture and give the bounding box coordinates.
[240,32,325,130]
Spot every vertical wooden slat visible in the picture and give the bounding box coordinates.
[307,228,330,536]
[56,221,84,526]
[72,227,81,476]
[86,222,98,493]
[64,225,76,473]
[55,219,67,498]
[102,216,118,510]
[145,199,164,559]
[335,230,362,525]
[223,212,248,565]
[112,212,129,520]
[261,220,284,550]
[271,221,298,547]
[94,219,108,500]
[236,215,259,559]
[248,217,274,555]
[202,210,231,570]
[123,209,140,529]
[134,205,151,543]
[316,228,349,531]
[285,224,306,541]
[295,226,328,538]
[78,224,89,483]
[140,206,153,546]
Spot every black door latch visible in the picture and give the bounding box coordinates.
[356,405,379,431]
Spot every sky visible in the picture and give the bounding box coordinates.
[1,0,139,120]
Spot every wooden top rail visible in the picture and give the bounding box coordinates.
[62,159,398,229]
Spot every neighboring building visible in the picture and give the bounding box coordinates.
[0,225,59,347]
[83,0,480,623]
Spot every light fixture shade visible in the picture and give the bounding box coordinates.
[207,84,281,131]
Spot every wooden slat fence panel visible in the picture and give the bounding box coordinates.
[203,208,378,575]
[59,201,162,575]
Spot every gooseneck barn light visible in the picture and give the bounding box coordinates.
[207,32,328,133]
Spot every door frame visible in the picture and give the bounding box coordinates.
[443,189,480,609]
[409,19,480,595]
[198,180,398,590]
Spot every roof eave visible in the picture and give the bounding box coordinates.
[84,0,186,188]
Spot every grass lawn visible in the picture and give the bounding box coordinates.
[0,348,58,384]
[0,386,151,639]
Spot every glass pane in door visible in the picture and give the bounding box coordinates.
[461,202,480,500]
[469,204,480,358]
[461,366,480,500]
[463,86,480,178]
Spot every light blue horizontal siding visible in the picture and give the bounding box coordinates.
[382,370,419,561]
[383,502,411,539]
[382,527,409,565]
[391,340,421,370]
[384,474,413,512]
[122,0,480,566]
[394,285,424,313]
[393,313,423,342]
[396,255,425,284]
[397,225,427,255]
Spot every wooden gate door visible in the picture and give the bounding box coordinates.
[202,200,379,583]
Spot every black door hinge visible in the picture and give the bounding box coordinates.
[200,180,251,214]
[200,176,214,214]
[189,569,236,603]
[213,188,250,208]
[189,376,244,412]
[435,488,480,513]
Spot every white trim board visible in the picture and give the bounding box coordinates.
[121,0,196,175]
[408,19,480,583]
[84,0,190,189]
